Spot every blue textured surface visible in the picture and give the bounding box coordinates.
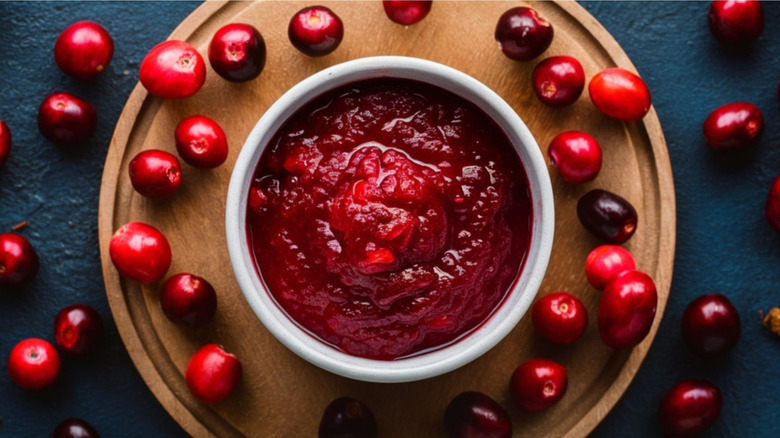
[0,2,779,437]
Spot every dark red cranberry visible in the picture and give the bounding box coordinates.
[766,173,780,235]
[382,1,433,25]
[598,270,657,349]
[185,344,242,404]
[54,21,113,80]
[174,115,229,168]
[7,338,61,390]
[288,6,344,57]
[160,273,217,327]
[548,130,602,184]
[54,304,103,355]
[589,68,651,121]
[510,359,568,413]
[532,56,585,107]
[494,7,553,62]
[681,294,740,357]
[140,40,206,99]
[444,391,511,438]
[51,418,101,438]
[208,23,266,82]
[109,222,171,283]
[0,233,40,290]
[658,380,722,436]
[703,102,763,152]
[0,120,11,168]
[128,149,182,199]
[585,244,636,290]
[708,0,764,45]
[318,397,378,438]
[37,92,97,146]
[577,189,638,244]
[531,292,587,344]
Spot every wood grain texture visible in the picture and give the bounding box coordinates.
[97,1,675,437]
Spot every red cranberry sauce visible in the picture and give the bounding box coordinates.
[246,79,532,360]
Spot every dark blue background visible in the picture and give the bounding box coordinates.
[1,2,778,437]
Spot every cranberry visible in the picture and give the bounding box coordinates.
[54,21,113,80]
[51,418,101,438]
[108,222,171,283]
[577,189,638,244]
[548,130,602,184]
[174,115,229,168]
[681,294,740,357]
[598,270,657,349]
[160,273,217,327]
[382,0,433,25]
[288,6,344,57]
[208,23,266,82]
[532,56,585,107]
[37,91,97,145]
[494,7,553,62]
[443,391,511,438]
[658,380,722,436]
[766,173,780,235]
[708,0,764,45]
[128,149,182,199]
[702,102,763,152]
[318,397,378,438]
[185,344,242,404]
[531,292,587,344]
[588,68,651,121]
[585,244,636,290]
[140,40,206,99]
[0,120,11,168]
[0,233,40,290]
[510,359,567,413]
[7,338,61,390]
[54,304,103,355]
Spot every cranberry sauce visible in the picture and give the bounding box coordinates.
[246,78,532,360]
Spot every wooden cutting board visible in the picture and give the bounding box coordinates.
[98,1,675,437]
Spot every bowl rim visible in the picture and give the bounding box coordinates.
[225,56,554,383]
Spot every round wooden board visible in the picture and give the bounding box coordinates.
[98,1,675,437]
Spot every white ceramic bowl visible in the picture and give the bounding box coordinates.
[226,56,554,383]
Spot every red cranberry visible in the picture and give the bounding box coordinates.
[531,292,587,344]
[532,56,585,107]
[658,380,722,436]
[7,338,61,390]
[494,7,553,62]
[548,130,602,184]
[585,244,636,290]
[708,0,764,45]
[318,397,378,438]
[588,68,651,121]
[598,270,658,349]
[510,359,567,413]
[174,115,229,168]
[382,0,433,25]
[443,391,511,438]
[186,344,242,404]
[681,294,740,357]
[128,149,182,199]
[288,6,344,57]
[108,222,171,283]
[160,273,217,327]
[37,91,97,145]
[54,304,103,355]
[0,233,40,290]
[140,40,206,99]
[54,21,113,80]
[0,120,11,168]
[208,23,266,82]
[577,189,638,244]
[51,418,101,438]
[766,173,780,235]
[703,102,763,152]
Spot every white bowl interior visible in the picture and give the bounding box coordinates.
[226,56,554,383]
